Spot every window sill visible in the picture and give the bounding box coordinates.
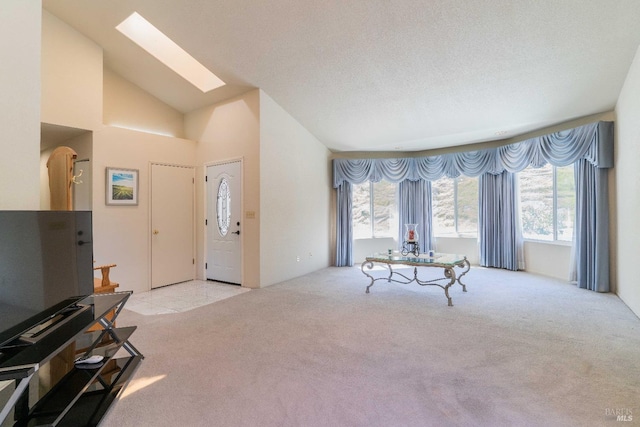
[434,233,477,239]
[523,238,572,247]
[354,236,396,241]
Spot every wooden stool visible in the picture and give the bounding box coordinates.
[93,263,119,294]
[91,263,120,331]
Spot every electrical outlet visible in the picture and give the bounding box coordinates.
[296,256,300,262]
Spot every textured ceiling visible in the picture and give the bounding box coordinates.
[43,0,640,152]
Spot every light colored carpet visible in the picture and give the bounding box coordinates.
[102,266,640,427]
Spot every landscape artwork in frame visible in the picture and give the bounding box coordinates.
[106,168,139,205]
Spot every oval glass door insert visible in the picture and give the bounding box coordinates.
[216,178,231,236]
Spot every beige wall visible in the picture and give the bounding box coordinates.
[184,90,332,288]
[614,45,640,317]
[259,91,332,286]
[103,68,185,138]
[355,236,571,281]
[40,9,101,213]
[344,112,617,281]
[41,10,102,130]
[434,237,480,266]
[92,126,197,294]
[1,3,42,414]
[353,237,398,263]
[0,1,41,209]
[3,3,630,299]
[40,10,330,290]
[185,90,261,287]
[522,241,571,279]
[39,12,198,294]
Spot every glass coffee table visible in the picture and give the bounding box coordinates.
[361,253,470,306]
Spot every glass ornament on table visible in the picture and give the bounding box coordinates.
[405,223,419,242]
[402,223,420,256]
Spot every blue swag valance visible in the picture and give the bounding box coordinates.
[332,121,613,293]
[333,121,614,187]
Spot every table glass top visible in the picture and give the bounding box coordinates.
[365,252,466,266]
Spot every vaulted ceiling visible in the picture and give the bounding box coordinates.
[42,0,640,152]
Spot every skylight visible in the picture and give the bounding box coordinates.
[116,12,225,93]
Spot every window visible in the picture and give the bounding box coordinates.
[216,178,231,236]
[432,176,478,236]
[518,164,575,242]
[352,181,398,239]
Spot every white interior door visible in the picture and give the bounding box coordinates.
[206,161,242,284]
[151,163,195,289]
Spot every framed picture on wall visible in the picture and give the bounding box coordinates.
[106,167,139,206]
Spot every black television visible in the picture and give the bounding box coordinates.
[0,210,94,350]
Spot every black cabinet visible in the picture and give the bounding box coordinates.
[0,292,143,427]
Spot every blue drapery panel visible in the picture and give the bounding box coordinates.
[333,121,614,187]
[332,121,614,286]
[335,182,353,266]
[571,159,610,292]
[398,180,433,252]
[479,172,522,271]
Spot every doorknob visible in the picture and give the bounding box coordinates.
[232,230,240,235]
[153,229,159,235]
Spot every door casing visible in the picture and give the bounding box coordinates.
[205,159,243,285]
[150,162,195,289]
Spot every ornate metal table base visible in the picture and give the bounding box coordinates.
[401,240,420,257]
[361,254,470,306]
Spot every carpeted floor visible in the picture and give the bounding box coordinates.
[102,265,640,427]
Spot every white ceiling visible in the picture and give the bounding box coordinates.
[42,0,640,152]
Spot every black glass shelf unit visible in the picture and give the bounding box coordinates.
[0,292,143,427]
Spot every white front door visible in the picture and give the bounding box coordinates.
[151,163,195,289]
[206,161,242,285]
